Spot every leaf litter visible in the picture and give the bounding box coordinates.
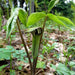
[0,27,75,75]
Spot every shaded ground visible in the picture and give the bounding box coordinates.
[0,27,75,75]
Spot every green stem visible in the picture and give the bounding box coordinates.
[9,35,12,45]
[34,16,47,70]
[10,55,12,71]
[16,19,32,74]
[32,35,41,75]
[30,0,31,15]
[31,28,43,75]
[0,7,2,31]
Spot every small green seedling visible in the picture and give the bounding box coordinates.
[50,63,75,75]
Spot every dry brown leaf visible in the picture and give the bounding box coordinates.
[54,42,65,53]
[59,53,66,63]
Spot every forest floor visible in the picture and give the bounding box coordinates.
[0,27,75,75]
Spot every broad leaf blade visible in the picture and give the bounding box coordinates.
[6,16,17,39]
[6,8,28,39]
[57,16,75,30]
[0,52,11,60]
[47,13,75,30]
[48,0,59,12]
[47,13,68,28]
[0,65,8,71]
[18,8,27,26]
[27,12,46,26]
[6,8,19,39]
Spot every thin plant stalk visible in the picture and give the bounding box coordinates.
[29,0,31,15]
[32,33,42,75]
[0,7,2,31]
[33,16,48,74]
[10,55,12,73]
[16,19,32,74]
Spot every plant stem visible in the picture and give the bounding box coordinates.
[16,19,32,74]
[32,58,37,75]
[29,0,31,15]
[32,59,37,75]
[10,55,12,71]
[42,16,48,32]
[34,16,48,73]
[32,33,42,75]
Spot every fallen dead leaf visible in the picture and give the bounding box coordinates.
[54,42,65,53]
[59,53,66,63]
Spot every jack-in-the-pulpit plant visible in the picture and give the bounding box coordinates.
[6,0,75,75]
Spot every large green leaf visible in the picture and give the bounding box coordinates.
[57,16,75,30]
[6,16,17,39]
[18,8,27,26]
[48,0,59,12]
[68,61,75,67]
[0,65,8,71]
[6,8,27,39]
[56,63,70,75]
[51,63,74,75]
[47,13,75,30]
[57,16,75,26]
[0,48,14,60]
[47,13,68,28]
[27,12,46,26]
[0,52,11,60]
[6,8,19,39]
